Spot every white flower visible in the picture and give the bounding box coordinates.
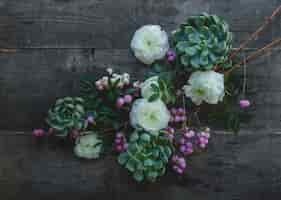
[140,76,159,99]
[130,98,170,132]
[131,25,169,65]
[183,71,225,105]
[74,133,103,159]
[106,68,113,75]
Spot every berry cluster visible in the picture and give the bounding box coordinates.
[167,50,176,62]
[114,132,128,153]
[116,94,133,108]
[170,107,187,123]
[171,155,186,174]
[95,68,130,90]
[197,128,210,149]
[179,128,195,155]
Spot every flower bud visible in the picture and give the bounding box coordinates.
[116,97,125,108]
[106,68,113,75]
[239,99,250,108]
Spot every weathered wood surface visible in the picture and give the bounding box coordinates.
[0,0,281,199]
[1,131,281,200]
[0,0,280,130]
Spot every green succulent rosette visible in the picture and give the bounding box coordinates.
[118,130,173,182]
[46,97,86,137]
[172,13,233,70]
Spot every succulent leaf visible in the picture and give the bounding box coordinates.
[46,97,86,137]
[173,13,233,70]
[118,130,173,182]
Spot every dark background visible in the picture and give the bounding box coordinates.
[0,0,281,199]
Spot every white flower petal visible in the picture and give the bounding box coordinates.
[130,98,170,132]
[131,25,169,65]
[183,71,225,105]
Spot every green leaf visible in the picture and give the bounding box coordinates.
[199,54,209,66]
[75,105,85,114]
[176,41,190,53]
[125,159,136,172]
[190,56,201,68]
[147,171,158,179]
[140,133,151,142]
[133,171,144,182]
[130,132,139,142]
[184,26,195,34]
[185,46,197,56]
[144,159,154,167]
[118,153,129,165]
[180,55,190,66]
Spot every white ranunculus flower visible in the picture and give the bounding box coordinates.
[130,25,169,65]
[74,133,103,159]
[130,98,170,132]
[183,71,225,105]
[140,76,159,99]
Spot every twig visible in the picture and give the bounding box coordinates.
[225,38,281,76]
[242,53,247,98]
[229,5,281,61]
[0,48,16,53]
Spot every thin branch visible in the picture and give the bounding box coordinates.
[225,38,281,76]
[228,5,281,60]
[0,48,16,53]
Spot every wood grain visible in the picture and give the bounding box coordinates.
[0,0,281,198]
[1,132,281,200]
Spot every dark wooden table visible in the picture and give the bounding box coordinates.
[0,0,281,199]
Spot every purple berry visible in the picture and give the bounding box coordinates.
[180,145,186,153]
[174,116,181,123]
[116,145,123,152]
[32,129,45,137]
[239,99,250,109]
[116,97,125,108]
[124,95,133,104]
[115,138,122,144]
[179,138,186,145]
[87,116,95,124]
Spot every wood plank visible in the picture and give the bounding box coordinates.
[0,0,278,48]
[1,132,281,199]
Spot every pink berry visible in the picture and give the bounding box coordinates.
[115,138,122,144]
[32,129,45,137]
[177,108,185,115]
[174,116,181,123]
[116,97,125,108]
[116,132,123,138]
[239,99,250,108]
[176,168,184,174]
[181,116,187,122]
[87,116,95,124]
[124,95,133,104]
[180,145,186,153]
[179,138,186,145]
[116,145,123,152]
[178,161,186,169]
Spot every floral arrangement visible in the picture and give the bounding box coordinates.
[33,7,281,183]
